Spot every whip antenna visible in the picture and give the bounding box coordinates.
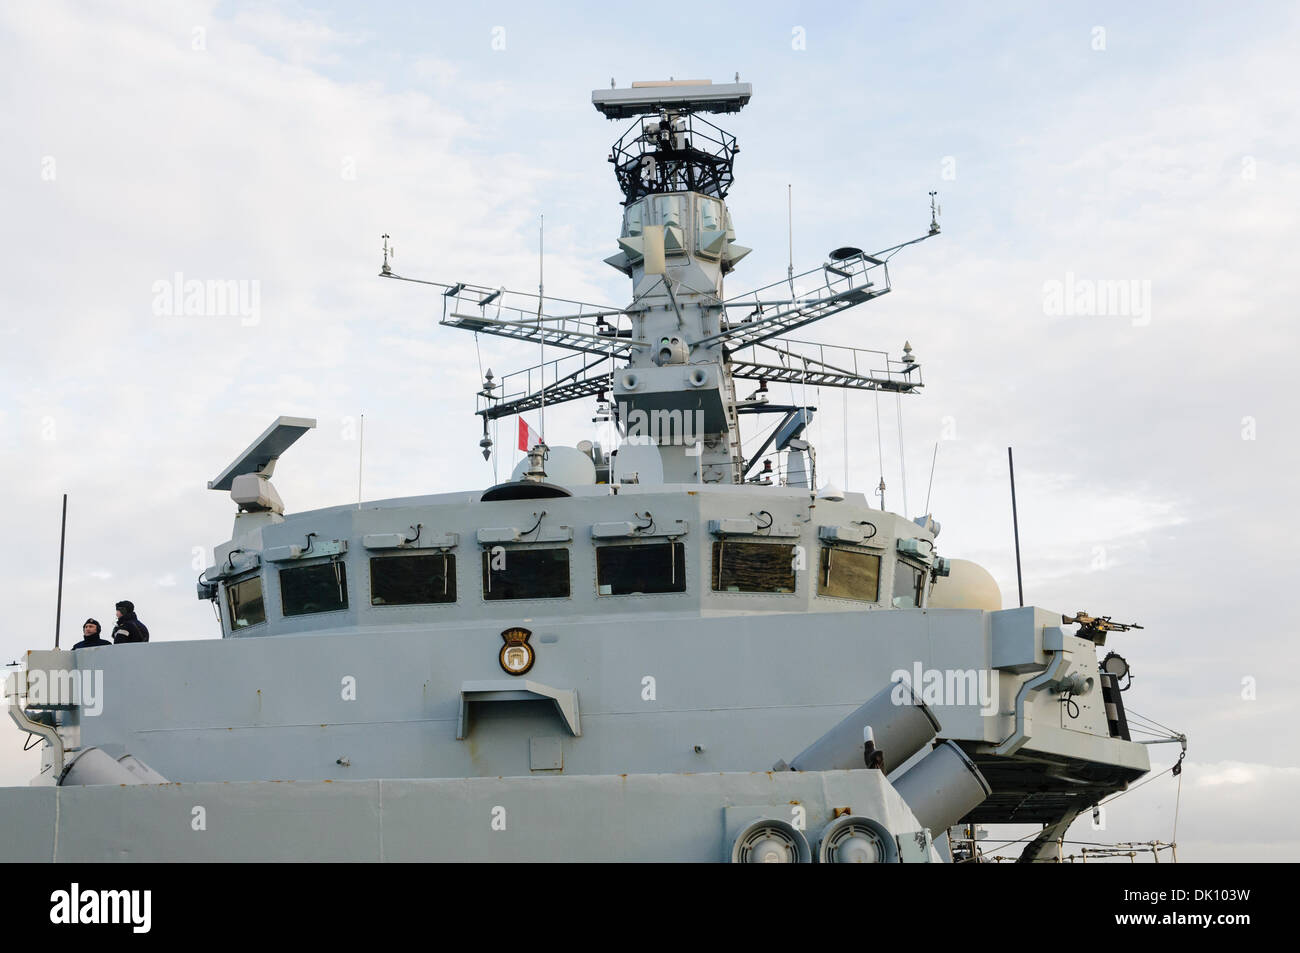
[54,493,67,648]
[1008,447,1024,607]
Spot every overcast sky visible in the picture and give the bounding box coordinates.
[2,0,1297,861]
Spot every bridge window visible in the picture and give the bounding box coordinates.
[654,194,684,230]
[623,200,645,238]
[482,547,570,600]
[227,573,266,629]
[699,197,722,232]
[711,541,796,593]
[597,541,686,595]
[370,553,457,605]
[818,547,881,602]
[280,560,349,616]
[892,561,925,608]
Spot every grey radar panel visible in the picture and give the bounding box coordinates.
[592,80,752,119]
[207,416,317,491]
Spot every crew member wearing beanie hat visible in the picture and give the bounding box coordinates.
[112,601,150,644]
[73,618,111,651]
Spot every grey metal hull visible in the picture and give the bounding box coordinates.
[1,769,934,863]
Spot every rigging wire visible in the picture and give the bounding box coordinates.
[873,386,886,509]
[960,827,1041,855]
[923,442,939,518]
[1172,769,1184,848]
[1097,762,1179,807]
[843,388,849,490]
[815,381,824,485]
[1125,718,1177,736]
[1125,707,1182,738]
[896,392,908,517]
[741,414,786,457]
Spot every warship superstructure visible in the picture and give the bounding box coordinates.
[2,80,1162,863]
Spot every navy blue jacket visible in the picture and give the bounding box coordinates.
[112,612,150,644]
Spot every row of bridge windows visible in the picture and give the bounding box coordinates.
[225,542,892,630]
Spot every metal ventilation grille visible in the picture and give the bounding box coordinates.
[818,816,899,863]
[731,820,811,863]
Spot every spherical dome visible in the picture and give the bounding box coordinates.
[928,558,1003,611]
[509,446,596,487]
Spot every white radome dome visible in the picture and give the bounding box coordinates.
[509,446,597,487]
[928,559,1003,612]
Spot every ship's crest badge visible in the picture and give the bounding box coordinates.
[499,626,535,676]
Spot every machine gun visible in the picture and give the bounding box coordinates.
[1062,611,1144,646]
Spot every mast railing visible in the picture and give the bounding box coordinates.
[479,351,614,421]
[380,273,643,357]
[729,338,922,393]
[700,251,892,350]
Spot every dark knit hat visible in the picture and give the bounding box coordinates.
[115,600,134,614]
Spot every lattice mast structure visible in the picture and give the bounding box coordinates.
[382,79,939,486]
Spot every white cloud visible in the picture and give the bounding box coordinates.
[1195,762,1300,789]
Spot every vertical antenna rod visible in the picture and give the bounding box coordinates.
[54,493,67,648]
[786,184,794,288]
[538,213,546,443]
[357,414,365,507]
[1008,447,1024,607]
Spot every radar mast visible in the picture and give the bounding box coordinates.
[381,79,939,487]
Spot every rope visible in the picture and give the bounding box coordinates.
[1172,768,1183,850]
[1098,762,1178,807]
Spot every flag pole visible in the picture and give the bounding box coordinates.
[537,213,545,446]
[55,493,67,648]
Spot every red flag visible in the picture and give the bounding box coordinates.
[518,417,540,452]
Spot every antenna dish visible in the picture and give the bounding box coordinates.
[828,247,864,261]
[208,416,317,491]
[592,80,752,119]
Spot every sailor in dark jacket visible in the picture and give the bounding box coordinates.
[111,601,150,644]
[72,618,111,650]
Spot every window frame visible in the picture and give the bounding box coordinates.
[278,557,350,618]
[891,558,927,608]
[595,540,687,597]
[710,540,798,594]
[226,571,267,630]
[623,200,645,238]
[368,551,457,607]
[653,194,685,232]
[480,546,572,602]
[817,545,882,603]
[696,196,724,259]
